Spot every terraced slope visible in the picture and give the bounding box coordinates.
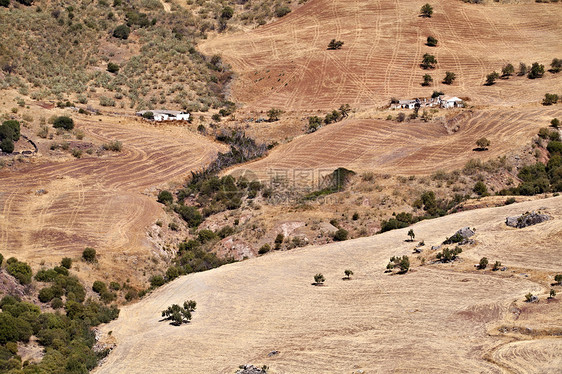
[228,106,562,179]
[0,120,225,274]
[201,0,562,110]
[95,196,562,373]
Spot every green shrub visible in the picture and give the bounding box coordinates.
[82,247,96,262]
[547,141,562,155]
[149,275,165,288]
[258,244,271,255]
[0,0,9,8]
[53,116,74,130]
[421,53,437,69]
[176,205,203,227]
[478,257,488,270]
[0,253,3,266]
[109,281,120,291]
[35,269,58,282]
[485,71,500,85]
[1,120,20,141]
[113,24,130,39]
[473,181,488,196]
[157,190,173,204]
[6,260,32,285]
[107,62,120,73]
[0,139,14,153]
[275,6,291,17]
[50,298,64,309]
[197,229,217,243]
[38,287,55,303]
[333,228,349,241]
[142,111,154,120]
[92,281,107,294]
[61,257,72,269]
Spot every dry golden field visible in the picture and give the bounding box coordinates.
[94,196,562,373]
[201,0,562,111]
[0,117,225,282]
[228,106,562,179]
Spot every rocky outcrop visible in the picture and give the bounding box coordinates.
[236,365,268,374]
[443,227,475,245]
[506,212,550,228]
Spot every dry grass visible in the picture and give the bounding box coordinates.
[94,196,562,373]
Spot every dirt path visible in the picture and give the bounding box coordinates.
[95,196,562,373]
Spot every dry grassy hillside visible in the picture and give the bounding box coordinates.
[0,117,225,283]
[95,196,562,373]
[201,0,562,110]
[228,106,562,178]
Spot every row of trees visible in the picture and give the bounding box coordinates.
[486,60,561,85]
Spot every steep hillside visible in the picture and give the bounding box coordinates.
[201,0,562,110]
[95,196,562,373]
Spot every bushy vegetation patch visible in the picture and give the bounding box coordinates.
[161,300,196,325]
[0,254,119,372]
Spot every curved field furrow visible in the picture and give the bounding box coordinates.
[228,107,562,179]
[0,120,225,268]
[200,0,562,110]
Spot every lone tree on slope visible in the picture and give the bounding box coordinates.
[407,229,415,242]
[314,273,325,285]
[420,4,433,17]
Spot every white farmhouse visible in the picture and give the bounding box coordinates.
[440,96,464,109]
[136,110,190,121]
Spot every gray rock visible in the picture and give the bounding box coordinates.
[236,365,268,374]
[456,227,475,239]
[506,212,550,228]
[267,350,279,357]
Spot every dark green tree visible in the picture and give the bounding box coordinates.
[443,71,456,85]
[485,71,499,85]
[421,54,437,69]
[501,63,514,77]
[422,74,433,86]
[420,3,433,17]
[426,36,438,46]
[528,62,545,79]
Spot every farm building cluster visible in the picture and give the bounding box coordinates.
[390,96,464,110]
[136,110,191,121]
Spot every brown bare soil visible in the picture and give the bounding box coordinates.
[94,196,562,373]
[201,0,562,111]
[0,118,225,283]
[228,106,562,179]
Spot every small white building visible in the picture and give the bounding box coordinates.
[440,96,464,109]
[136,110,190,121]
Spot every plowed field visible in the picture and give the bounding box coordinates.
[0,119,225,274]
[201,0,562,110]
